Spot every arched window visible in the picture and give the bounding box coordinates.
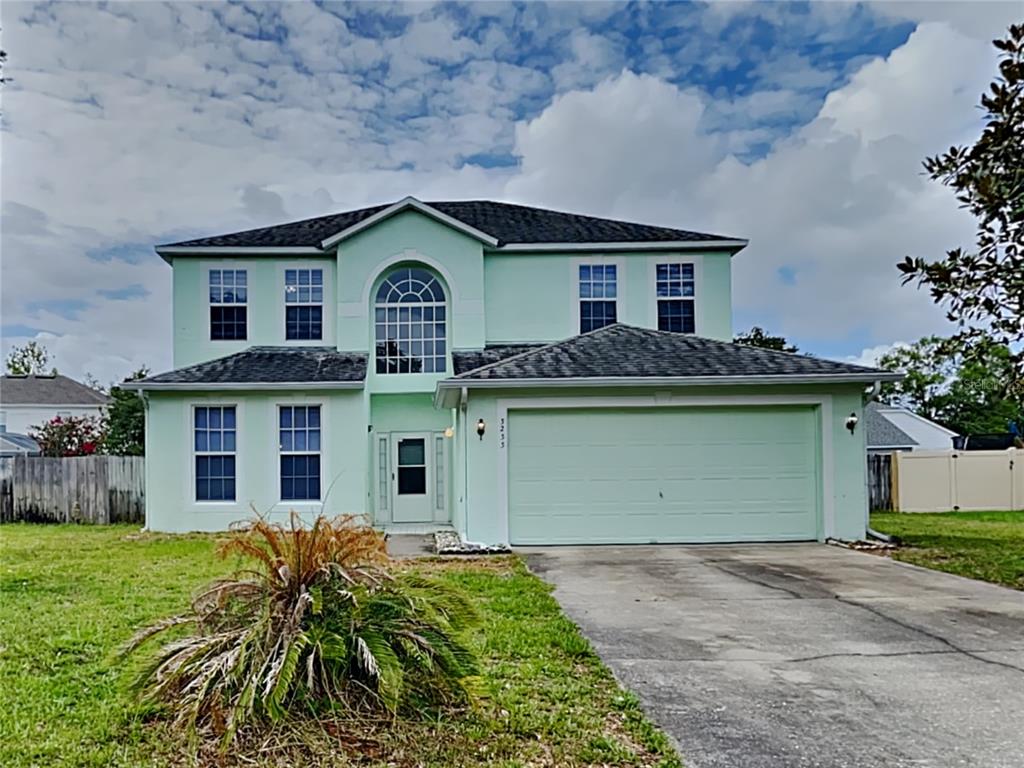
[374,267,447,374]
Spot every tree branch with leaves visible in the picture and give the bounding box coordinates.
[5,341,57,376]
[897,24,1024,393]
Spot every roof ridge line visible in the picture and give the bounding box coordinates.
[433,199,736,241]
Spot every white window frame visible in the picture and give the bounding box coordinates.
[284,267,325,342]
[648,255,702,335]
[277,403,324,504]
[190,403,239,505]
[208,267,248,342]
[571,256,624,335]
[373,267,449,375]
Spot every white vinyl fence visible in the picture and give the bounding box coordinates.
[894,449,1024,512]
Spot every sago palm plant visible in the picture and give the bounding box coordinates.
[124,514,480,746]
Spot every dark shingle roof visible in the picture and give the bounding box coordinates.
[452,345,546,375]
[162,200,739,249]
[1,374,110,405]
[450,324,891,381]
[865,402,918,449]
[138,347,367,386]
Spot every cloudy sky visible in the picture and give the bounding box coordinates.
[1,1,1019,384]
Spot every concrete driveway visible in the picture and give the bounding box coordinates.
[523,544,1024,768]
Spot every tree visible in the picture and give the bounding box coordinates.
[734,326,799,353]
[878,336,1023,435]
[877,337,954,422]
[5,341,57,376]
[897,24,1024,392]
[102,367,148,456]
[29,415,104,457]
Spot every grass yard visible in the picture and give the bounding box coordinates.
[870,510,1024,590]
[0,524,680,768]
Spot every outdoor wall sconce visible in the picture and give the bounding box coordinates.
[845,412,859,434]
[444,427,454,438]
[476,418,486,439]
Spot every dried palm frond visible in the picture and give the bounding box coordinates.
[125,513,479,750]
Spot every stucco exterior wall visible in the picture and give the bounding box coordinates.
[168,211,738,374]
[172,256,338,368]
[336,210,485,398]
[144,389,368,532]
[483,250,733,343]
[457,384,868,545]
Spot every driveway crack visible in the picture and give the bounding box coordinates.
[707,562,806,598]
[836,597,1024,676]
[787,647,1024,663]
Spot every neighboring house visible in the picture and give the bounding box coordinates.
[0,374,110,435]
[125,196,898,543]
[0,432,41,457]
[865,401,957,454]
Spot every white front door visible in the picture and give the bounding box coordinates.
[391,433,432,523]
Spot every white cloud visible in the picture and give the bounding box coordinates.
[503,21,1000,350]
[843,342,909,369]
[0,1,1015,384]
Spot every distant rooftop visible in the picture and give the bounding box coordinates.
[0,374,110,406]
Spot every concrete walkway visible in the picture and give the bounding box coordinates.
[523,544,1024,768]
[385,533,435,558]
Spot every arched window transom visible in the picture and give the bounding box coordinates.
[374,267,447,374]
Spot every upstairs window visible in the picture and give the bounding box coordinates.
[579,264,617,333]
[210,269,247,340]
[194,406,236,501]
[655,263,695,334]
[374,268,447,374]
[285,269,323,340]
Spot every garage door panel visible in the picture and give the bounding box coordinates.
[508,406,820,545]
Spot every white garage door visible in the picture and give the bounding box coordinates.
[507,406,821,545]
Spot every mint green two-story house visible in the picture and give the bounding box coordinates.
[127,197,897,544]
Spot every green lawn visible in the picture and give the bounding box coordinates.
[870,510,1024,590]
[0,524,679,768]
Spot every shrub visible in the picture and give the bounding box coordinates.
[124,514,480,747]
[29,414,104,457]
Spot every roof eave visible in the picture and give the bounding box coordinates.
[123,381,365,392]
[434,372,900,408]
[319,197,500,249]
[491,239,749,254]
[154,245,325,263]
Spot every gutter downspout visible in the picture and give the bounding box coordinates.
[460,387,469,541]
[862,380,893,543]
[136,389,150,532]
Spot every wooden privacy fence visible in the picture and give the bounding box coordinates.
[0,455,145,524]
[893,449,1024,512]
[867,454,893,511]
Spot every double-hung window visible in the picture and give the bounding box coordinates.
[194,406,236,501]
[655,263,695,333]
[578,264,617,333]
[210,269,247,340]
[285,269,323,340]
[279,405,321,501]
